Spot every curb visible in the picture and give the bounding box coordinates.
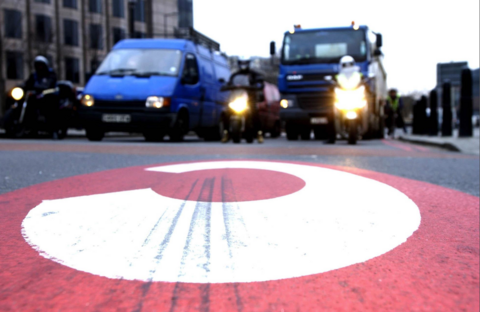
[398,136,461,152]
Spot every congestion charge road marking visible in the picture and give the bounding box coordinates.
[21,161,421,284]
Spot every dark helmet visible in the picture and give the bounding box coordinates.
[34,55,50,73]
[237,59,250,71]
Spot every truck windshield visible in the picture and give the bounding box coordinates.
[282,29,367,65]
[96,49,183,76]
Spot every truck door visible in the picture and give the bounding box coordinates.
[177,53,201,128]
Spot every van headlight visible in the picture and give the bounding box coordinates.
[229,94,249,113]
[146,96,170,108]
[11,87,24,101]
[334,86,367,110]
[81,94,95,107]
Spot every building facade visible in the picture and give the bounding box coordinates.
[0,0,193,115]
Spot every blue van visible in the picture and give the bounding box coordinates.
[79,31,231,142]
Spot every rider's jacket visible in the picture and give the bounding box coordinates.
[25,69,57,92]
[386,95,402,112]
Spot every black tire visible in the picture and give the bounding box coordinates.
[4,109,26,138]
[86,128,104,141]
[286,123,298,141]
[204,116,225,141]
[231,120,242,143]
[326,115,336,144]
[300,127,311,140]
[348,119,358,145]
[270,120,281,138]
[245,129,254,143]
[143,131,165,142]
[313,126,327,140]
[170,111,189,142]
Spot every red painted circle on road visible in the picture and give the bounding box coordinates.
[151,168,305,202]
[0,160,478,312]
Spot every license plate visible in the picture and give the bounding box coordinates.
[310,117,328,125]
[102,114,131,123]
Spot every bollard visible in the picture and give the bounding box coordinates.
[412,99,421,134]
[419,96,428,134]
[459,68,473,137]
[428,89,439,136]
[441,82,452,136]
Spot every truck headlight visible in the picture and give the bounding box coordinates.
[11,87,24,101]
[229,95,249,113]
[334,86,366,110]
[146,96,170,108]
[81,94,95,107]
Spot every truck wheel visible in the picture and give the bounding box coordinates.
[348,119,358,145]
[300,127,311,140]
[314,127,327,140]
[326,115,336,144]
[86,128,104,141]
[170,111,188,142]
[286,123,298,141]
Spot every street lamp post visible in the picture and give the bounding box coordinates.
[163,12,178,38]
[128,0,137,38]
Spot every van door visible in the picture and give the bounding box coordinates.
[197,56,216,128]
[177,53,201,129]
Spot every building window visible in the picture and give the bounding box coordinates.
[112,0,124,18]
[134,31,146,39]
[89,0,102,13]
[112,27,126,44]
[63,0,77,9]
[134,0,145,22]
[35,0,51,3]
[65,57,80,83]
[35,15,52,43]
[6,51,24,80]
[4,9,22,39]
[90,24,103,49]
[178,0,193,28]
[64,19,79,46]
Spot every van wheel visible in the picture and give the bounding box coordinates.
[86,128,104,141]
[170,111,188,142]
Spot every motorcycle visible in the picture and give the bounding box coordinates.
[221,83,263,144]
[3,81,80,139]
[333,80,368,145]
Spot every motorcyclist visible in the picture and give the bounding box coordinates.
[222,59,265,143]
[24,55,59,139]
[335,55,363,88]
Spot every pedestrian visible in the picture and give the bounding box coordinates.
[385,88,407,137]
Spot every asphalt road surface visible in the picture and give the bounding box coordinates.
[0,132,478,311]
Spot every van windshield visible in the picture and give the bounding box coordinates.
[96,49,183,76]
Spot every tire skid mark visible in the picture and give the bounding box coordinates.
[134,180,199,312]
[221,175,244,312]
[169,178,215,312]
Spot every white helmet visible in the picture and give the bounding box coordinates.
[339,55,355,70]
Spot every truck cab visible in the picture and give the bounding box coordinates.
[79,28,231,142]
[277,25,387,140]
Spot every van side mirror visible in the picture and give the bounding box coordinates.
[376,33,383,48]
[270,41,276,56]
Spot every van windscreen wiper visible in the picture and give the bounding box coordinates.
[132,71,173,77]
[96,68,137,76]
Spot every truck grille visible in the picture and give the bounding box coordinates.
[297,94,334,110]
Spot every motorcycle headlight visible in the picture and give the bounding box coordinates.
[334,86,367,110]
[81,94,95,107]
[11,87,24,101]
[280,99,294,109]
[229,94,249,113]
[146,96,170,108]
